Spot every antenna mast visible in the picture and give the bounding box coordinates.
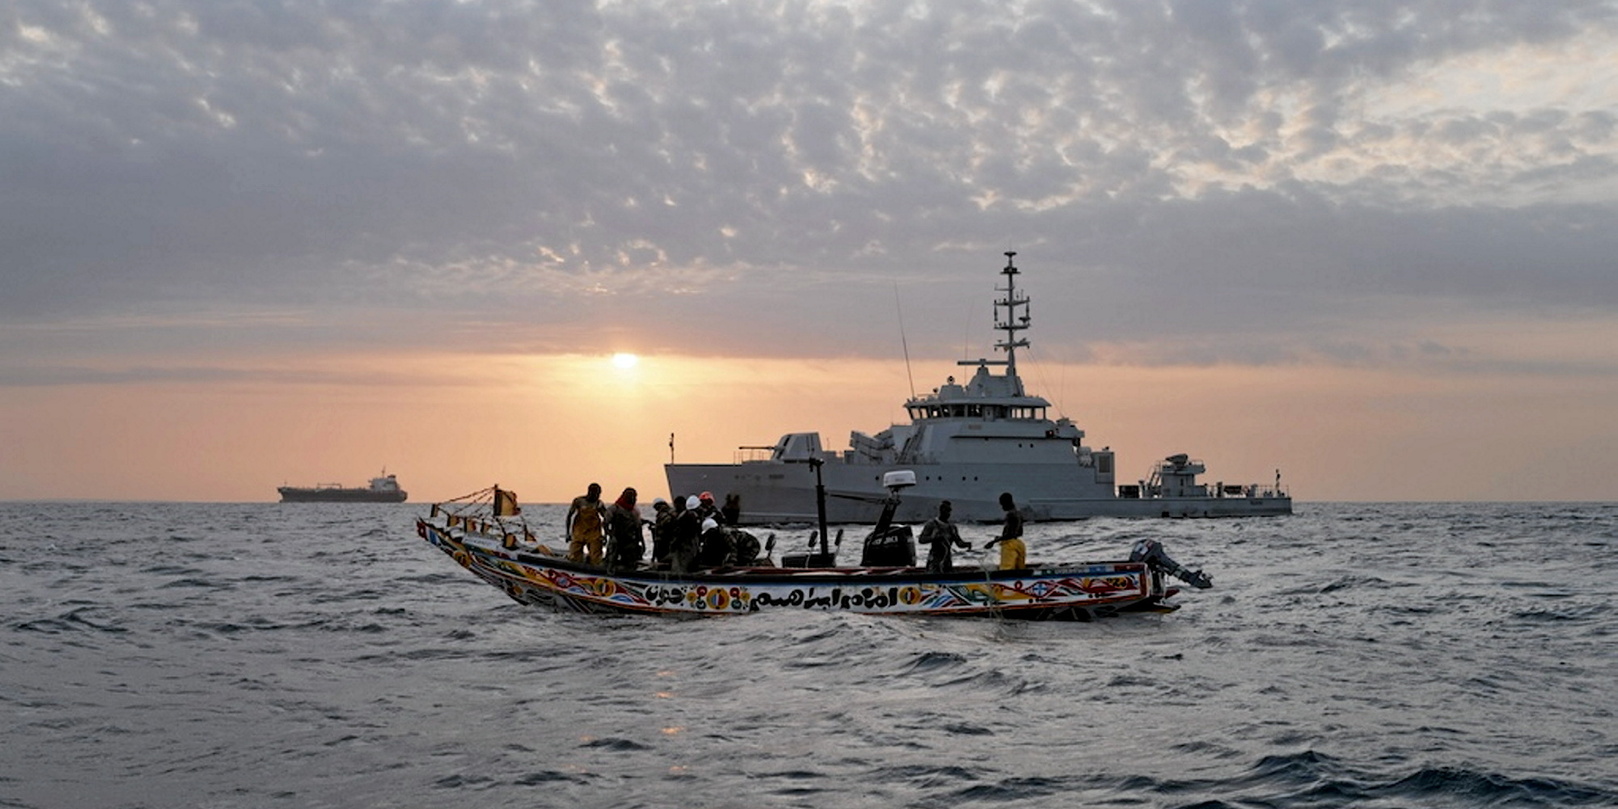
[996,251,1030,394]
[895,283,916,399]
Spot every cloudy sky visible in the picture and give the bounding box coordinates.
[4,0,1617,504]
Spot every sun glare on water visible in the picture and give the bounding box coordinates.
[611,353,640,370]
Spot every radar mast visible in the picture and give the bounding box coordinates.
[994,251,1030,395]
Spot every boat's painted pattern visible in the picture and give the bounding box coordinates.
[419,519,1153,617]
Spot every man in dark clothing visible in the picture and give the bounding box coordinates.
[604,487,644,572]
[649,498,674,565]
[695,518,735,568]
[918,500,971,573]
[669,495,702,574]
[731,529,763,566]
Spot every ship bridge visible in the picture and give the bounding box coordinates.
[904,363,1054,423]
[873,252,1089,466]
[904,250,1057,424]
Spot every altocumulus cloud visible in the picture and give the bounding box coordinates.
[4,0,1618,365]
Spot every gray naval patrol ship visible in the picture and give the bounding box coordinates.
[665,252,1291,525]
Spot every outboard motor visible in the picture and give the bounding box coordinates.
[860,470,918,567]
[861,525,915,567]
[1130,539,1213,589]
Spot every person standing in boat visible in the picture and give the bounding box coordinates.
[669,495,703,574]
[918,500,972,573]
[695,491,719,524]
[565,482,607,565]
[982,492,1026,570]
[604,487,645,572]
[648,498,674,566]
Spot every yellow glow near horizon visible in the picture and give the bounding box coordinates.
[611,352,639,369]
[4,345,1617,504]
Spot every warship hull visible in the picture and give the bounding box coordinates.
[667,461,1288,524]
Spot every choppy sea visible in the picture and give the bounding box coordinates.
[2,501,1614,809]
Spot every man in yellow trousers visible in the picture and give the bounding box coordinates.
[982,492,1025,570]
[565,482,606,565]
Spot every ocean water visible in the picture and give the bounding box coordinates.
[1,501,1614,809]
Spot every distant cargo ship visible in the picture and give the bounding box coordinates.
[278,471,408,503]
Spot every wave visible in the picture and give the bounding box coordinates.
[5,501,1618,808]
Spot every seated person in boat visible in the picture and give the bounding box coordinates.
[695,518,735,568]
[918,500,971,572]
[731,528,765,566]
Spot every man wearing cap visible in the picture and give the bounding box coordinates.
[649,497,674,565]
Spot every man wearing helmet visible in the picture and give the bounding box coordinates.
[695,491,719,524]
[669,494,703,574]
[695,517,735,568]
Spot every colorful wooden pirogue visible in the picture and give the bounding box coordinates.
[415,479,1213,620]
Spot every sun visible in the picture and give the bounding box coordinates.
[611,352,640,370]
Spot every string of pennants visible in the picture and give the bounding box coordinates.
[428,485,533,549]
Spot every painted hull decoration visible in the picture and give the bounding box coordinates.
[416,486,1212,620]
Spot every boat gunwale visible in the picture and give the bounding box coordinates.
[444,525,1151,586]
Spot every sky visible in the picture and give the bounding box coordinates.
[3,0,1617,505]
